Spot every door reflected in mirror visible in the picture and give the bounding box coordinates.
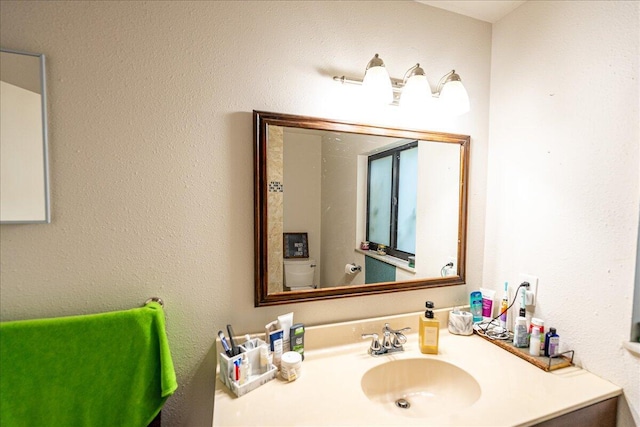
[0,48,50,223]
[254,111,469,306]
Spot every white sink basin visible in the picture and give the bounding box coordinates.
[360,358,481,418]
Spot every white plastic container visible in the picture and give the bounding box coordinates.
[280,351,302,381]
[218,338,277,397]
[529,326,541,356]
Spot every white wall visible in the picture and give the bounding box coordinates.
[0,1,491,425]
[320,133,363,287]
[486,1,639,425]
[283,131,322,287]
[417,141,461,276]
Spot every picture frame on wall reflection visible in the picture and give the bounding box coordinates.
[283,232,309,259]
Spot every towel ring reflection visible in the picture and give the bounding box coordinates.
[144,297,164,307]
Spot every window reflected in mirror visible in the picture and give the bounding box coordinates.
[366,141,418,261]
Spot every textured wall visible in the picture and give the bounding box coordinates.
[486,1,640,425]
[0,1,491,425]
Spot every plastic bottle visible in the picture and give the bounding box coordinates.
[529,326,541,356]
[239,354,250,385]
[513,316,528,348]
[499,282,509,330]
[419,301,439,354]
[469,291,483,323]
[259,344,269,373]
[544,327,560,357]
[529,318,545,355]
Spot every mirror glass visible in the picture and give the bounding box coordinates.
[0,48,50,224]
[254,111,469,306]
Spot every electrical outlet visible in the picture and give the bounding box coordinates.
[519,274,538,306]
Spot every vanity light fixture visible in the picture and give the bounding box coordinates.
[399,63,432,110]
[333,53,470,115]
[361,53,394,105]
[434,70,470,116]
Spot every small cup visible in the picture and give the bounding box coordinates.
[448,311,474,336]
[408,256,415,268]
[360,241,369,250]
[376,244,387,256]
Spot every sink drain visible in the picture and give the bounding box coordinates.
[395,398,410,409]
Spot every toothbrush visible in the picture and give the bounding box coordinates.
[499,282,509,330]
[218,331,234,357]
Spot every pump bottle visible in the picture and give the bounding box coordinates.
[419,301,439,354]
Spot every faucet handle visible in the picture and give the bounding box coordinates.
[384,323,411,334]
[393,331,408,347]
[382,330,393,349]
[361,333,381,352]
[384,325,410,347]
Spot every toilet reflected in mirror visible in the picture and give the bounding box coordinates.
[283,259,317,291]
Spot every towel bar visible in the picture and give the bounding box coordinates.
[145,297,164,307]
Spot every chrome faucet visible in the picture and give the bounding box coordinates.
[362,323,411,356]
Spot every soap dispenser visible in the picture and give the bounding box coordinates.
[419,301,439,354]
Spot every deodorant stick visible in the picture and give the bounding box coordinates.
[289,323,305,360]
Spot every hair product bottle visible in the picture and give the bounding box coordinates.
[419,301,439,354]
[544,327,560,357]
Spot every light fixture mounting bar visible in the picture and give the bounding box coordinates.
[333,75,404,91]
[333,75,404,105]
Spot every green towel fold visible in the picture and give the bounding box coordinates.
[0,301,178,427]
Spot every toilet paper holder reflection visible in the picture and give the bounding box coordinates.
[345,263,362,274]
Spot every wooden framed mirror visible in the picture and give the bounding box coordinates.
[254,111,469,306]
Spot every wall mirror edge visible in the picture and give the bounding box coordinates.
[253,110,469,307]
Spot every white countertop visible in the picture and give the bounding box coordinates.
[213,311,621,426]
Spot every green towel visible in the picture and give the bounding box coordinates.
[0,301,177,427]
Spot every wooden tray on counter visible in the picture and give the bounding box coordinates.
[475,329,574,371]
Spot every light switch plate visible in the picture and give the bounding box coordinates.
[519,274,538,306]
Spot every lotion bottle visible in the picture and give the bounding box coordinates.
[419,301,439,354]
[529,326,541,356]
[499,282,509,330]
